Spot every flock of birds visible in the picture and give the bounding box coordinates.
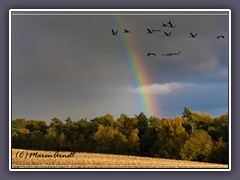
[111,20,225,57]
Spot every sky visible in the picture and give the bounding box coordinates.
[11,10,230,122]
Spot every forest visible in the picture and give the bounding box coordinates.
[12,107,229,164]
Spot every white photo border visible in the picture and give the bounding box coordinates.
[9,9,231,172]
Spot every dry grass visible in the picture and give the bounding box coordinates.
[12,149,228,169]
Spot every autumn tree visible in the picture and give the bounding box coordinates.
[180,130,213,162]
[117,114,137,137]
[12,118,27,129]
[151,116,188,159]
[127,128,140,155]
[93,124,128,154]
[209,137,228,164]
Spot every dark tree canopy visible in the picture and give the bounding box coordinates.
[12,109,229,164]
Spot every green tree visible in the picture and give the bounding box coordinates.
[63,117,77,150]
[75,118,90,152]
[44,127,58,150]
[12,128,30,149]
[209,137,228,164]
[112,132,129,154]
[182,107,196,134]
[136,112,149,155]
[136,112,148,138]
[49,118,64,135]
[182,107,193,121]
[25,120,48,134]
[148,116,161,128]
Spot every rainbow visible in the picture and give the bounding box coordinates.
[110,15,159,117]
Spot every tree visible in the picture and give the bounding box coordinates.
[182,107,193,121]
[140,127,157,156]
[63,117,77,150]
[117,114,137,137]
[49,118,64,135]
[128,128,140,155]
[136,112,149,138]
[12,128,30,149]
[93,124,129,154]
[151,116,188,159]
[12,118,27,129]
[148,116,161,129]
[25,120,48,134]
[180,130,213,162]
[74,118,90,152]
[182,107,196,134]
[136,112,149,155]
[93,124,116,153]
[112,132,129,155]
[209,137,228,164]
[44,127,58,150]
[91,113,115,127]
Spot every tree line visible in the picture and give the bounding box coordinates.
[12,107,229,164]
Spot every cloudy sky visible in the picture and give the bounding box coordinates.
[11,10,229,122]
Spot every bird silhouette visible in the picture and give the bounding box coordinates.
[123,29,130,33]
[111,29,118,35]
[162,23,168,27]
[162,51,181,56]
[190,32,197,38]
[147,28,154,34]
[164,31,171,36]
[173,51,181,55]
[147,53,156,56]
[162,53,172,56]
[217,35,224,39]
[167,21,176,28]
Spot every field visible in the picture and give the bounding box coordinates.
[12,149,228,169]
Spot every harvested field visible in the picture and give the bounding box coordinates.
[12,149,228,169]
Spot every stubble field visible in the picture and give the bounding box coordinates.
[12,149,228,169]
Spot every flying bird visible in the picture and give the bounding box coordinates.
[167,21,176,28]
[123,29,130,33]
[173,51,181,55]
[164,31,171,36]
[162,23,168,27]
[162,51,181,56]
[156,29,161,32]
[111,29,118,35]
[147,28,154,34]
[190,32,197,38]
[217,35,224,39]
[147,53,157,57]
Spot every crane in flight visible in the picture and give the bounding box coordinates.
[111,29,118,35]
[162,51,181,56]
[167,21,176,28]
[217,35,224,39]
[190,32,197,38]
[164,31,171,36]
[146,28,155,34]
[162,23,168,27]
[123,29,130,33]
[147,53,157,57]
